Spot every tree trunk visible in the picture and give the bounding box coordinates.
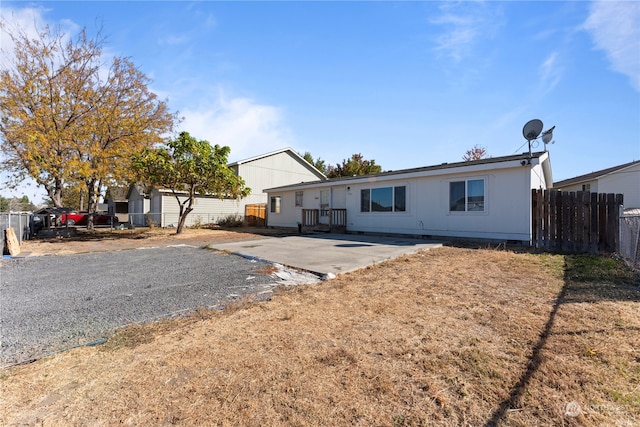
[175,195,195,234]
[49,189,63,208]
[176,206,194,234]
[85,179,100,230]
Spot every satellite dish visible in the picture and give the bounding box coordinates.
[541,125,555,144]
[522,119,543,141]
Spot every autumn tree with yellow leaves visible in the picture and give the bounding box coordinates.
[0,23,177,227]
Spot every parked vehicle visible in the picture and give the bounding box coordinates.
[61,211,119,226]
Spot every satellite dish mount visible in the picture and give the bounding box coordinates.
[522,119,543,158]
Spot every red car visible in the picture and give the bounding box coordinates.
[61,211,119,226]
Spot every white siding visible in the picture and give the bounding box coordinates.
[267,155,551,242]
[598,163,640,209]
[238,151,322,197]
[230,150,324,218]
[344,171,533,240]
[152,190,244,227]
[553,163,639,209]
[131,148,323,226]
[128,186,150,226]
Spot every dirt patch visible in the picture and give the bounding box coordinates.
[1,235,639,426]
[19,226,287,256]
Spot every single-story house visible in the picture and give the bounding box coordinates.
[553,160,640,210]
[127,147,326,227]
[265,151,553,244]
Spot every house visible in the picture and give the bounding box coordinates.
[127,147,326,227]
[553,160,640,210]
[265,151,553,244]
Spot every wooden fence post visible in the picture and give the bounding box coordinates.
[590,192,598,254]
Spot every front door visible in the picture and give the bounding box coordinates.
[319,189,330,225]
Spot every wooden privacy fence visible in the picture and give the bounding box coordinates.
[245,204,266,227]
[532,189,623,253]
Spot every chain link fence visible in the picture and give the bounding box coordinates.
[1,212,33,255]
[619,212,640,271]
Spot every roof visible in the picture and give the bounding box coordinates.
[553,160,640,188]
[265,151,550,192]
[107,186,128,201]
[34,207,75,215]
[126,183,149,199]
[228,147,326,179]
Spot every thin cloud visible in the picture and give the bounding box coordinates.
[538,51,562,95]
[583,0,640,92]
[0,6,72,67]
[179,91,294,162]
[430,2,503,63]
[159,34,190,46]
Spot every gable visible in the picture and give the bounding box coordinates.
[235,149,327,194]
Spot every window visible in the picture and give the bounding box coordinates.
[295,191,303,207]
[270,196,281,213]
[360,186,406,212]
[371,187,392,211]
[360,189,370,212]
[582,183,591,192]
[320,190,329,216]
[449,179,484,212]
[394,186,406,212]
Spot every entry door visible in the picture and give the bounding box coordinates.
[319,189,330,224]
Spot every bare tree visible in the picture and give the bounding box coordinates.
[462,145,489,161]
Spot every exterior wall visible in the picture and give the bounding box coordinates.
[553,179,599,193]
[237,151,323,204]
[127,149,323,226]
[267,157,549,242]
[128,186,150,226]
[598,163,640,209]
[266,185,348,228]
[343,168,533,241]
[152,190,243,227]
[553,163,639,209]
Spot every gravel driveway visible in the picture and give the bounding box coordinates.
[0,245,313,367]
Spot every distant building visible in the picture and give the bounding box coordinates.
[553,160,640,210]
[127,147,326,227]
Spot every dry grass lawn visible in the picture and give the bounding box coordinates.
[1,231,639,426]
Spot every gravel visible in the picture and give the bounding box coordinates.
[0,245,316,367]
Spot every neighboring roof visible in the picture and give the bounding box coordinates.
[126,183,149,199]
[228,147,326,179]
[34,207,75,215]
[265,151,549,192]
[107,186,128,201]
[553,160,640,188]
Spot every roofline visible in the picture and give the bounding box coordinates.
[265,151,549,192]
[228,147,327,179]
[553,160,640,188]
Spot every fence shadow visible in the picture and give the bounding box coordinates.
[484,255,640,426]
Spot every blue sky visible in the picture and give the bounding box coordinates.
[1,1,639,204]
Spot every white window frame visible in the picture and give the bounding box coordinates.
[448,178,486,214]
[270,196,281,214]
[360,185,407,213]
